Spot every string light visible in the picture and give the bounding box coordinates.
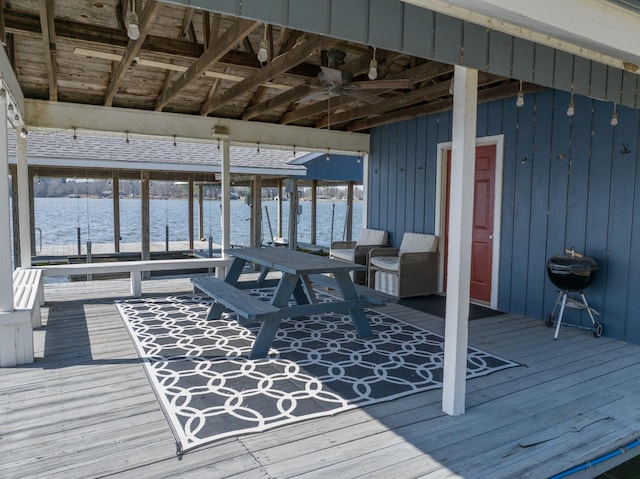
[516,81,524,107]
[19,127,27,139]
[173,134,177,147]
[566,92,575,117]
[326,148,330,161]
[257,24,269,63]
[125,131,130,144]
[126,0,140,40]
[368,47,378,80]
[611,103,618,127]
[293,145,296,157]
[257,142,260,154]
[73,127,77,140]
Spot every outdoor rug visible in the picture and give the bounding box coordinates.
[115,289,520,455]
[399,295,506,320]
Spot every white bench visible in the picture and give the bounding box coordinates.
[13,267,44,328]
[41,258,231,298]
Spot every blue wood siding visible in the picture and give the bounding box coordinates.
[369,89,640,344]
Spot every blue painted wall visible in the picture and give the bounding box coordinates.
[292,153,363,181]
[369,89,640,344]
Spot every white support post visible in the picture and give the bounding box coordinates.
[362,154,369,227]
[442,66,478,416]
[219,138,231,278]
[0,91,13,312]
[16,133,32,268]
[0,89,33,367]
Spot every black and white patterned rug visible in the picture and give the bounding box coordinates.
[115,289,519,454]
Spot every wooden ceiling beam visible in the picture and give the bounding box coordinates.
[316,68,490,130]
[243,50,372,122]
[38,0,57,101]
[3,11,319,79]
[201,35,335,116]
[242,84,313,120]
[348,81,544,131]
[154,18,261,111]
[104,0,160,107]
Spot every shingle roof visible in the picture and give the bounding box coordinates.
[8,131,307,176]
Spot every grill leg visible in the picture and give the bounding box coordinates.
[554,292,568,340]
[580,292,598,326]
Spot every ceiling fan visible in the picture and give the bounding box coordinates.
[302,48,412,105]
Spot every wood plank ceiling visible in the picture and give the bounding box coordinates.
[3,0,539,133]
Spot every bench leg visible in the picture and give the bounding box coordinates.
[130,271,142,297]
[205,303,226,320]
[249,318,281,359]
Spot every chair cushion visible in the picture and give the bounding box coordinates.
[399,233,438,254]
[375,271,398,296]
[355,228,387,246]
[330,248,355,262]
[370,256,400,272]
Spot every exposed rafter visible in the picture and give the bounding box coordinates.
[201,34,335,116]
[104,0,160,107]
[38,0,57,101]
[155,18,260,111]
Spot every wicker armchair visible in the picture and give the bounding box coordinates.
[329,228,388,284]
[367,232,439,298]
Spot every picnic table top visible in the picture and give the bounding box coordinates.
[225,247,365,276]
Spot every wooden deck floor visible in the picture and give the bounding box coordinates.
[2,277,640,479]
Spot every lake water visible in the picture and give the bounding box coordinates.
[32,197,363,251]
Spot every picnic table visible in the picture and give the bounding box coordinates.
[192,247,390,358]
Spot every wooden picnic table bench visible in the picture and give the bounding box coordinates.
[192,247,390,359]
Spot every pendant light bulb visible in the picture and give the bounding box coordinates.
[126,1,140,40]
[19,127,27,139]
[566,95,575,117]
[516,81,524,107]
[127,11,140,40]
[368,48,378,81]
[257,39,268,63]
[611,104,618,127]
[257,24,269,63]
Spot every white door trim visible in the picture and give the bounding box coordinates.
[435,134,504,309]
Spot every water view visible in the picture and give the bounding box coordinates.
[32,197,363,253]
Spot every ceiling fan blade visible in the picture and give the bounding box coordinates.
[343,89,384,104]
[320,67,348,85]
[351,79,412,90]
[298,89,331,103]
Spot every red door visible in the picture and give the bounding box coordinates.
[444,145,496,303]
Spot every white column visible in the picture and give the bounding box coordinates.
[0,92,13,311]
[219,138,231,277]
[442,66,478,416]
[16,132,32,268]
[362,154,369,227]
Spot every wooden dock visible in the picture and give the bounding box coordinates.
[2,276,640,478]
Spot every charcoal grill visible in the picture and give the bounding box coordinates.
[545,249,603,339]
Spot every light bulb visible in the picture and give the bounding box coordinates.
[368,58,377,81]
[19,127,27,139]
[611,112,618,127]
[126,11,140,40]
[516,91,524,107]
[566,99,575,117]
[257,39,268,63]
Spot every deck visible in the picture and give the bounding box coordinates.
[2,276,640,478]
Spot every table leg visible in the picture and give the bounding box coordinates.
[333,272,373,338]
[249,318,281,359]
[224,257,246,285]
[249,273,298,358]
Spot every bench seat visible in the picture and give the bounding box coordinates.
[308,273,396,306]
[41,258,231,298]
[192,276,280,324]
[13,268,43,328]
